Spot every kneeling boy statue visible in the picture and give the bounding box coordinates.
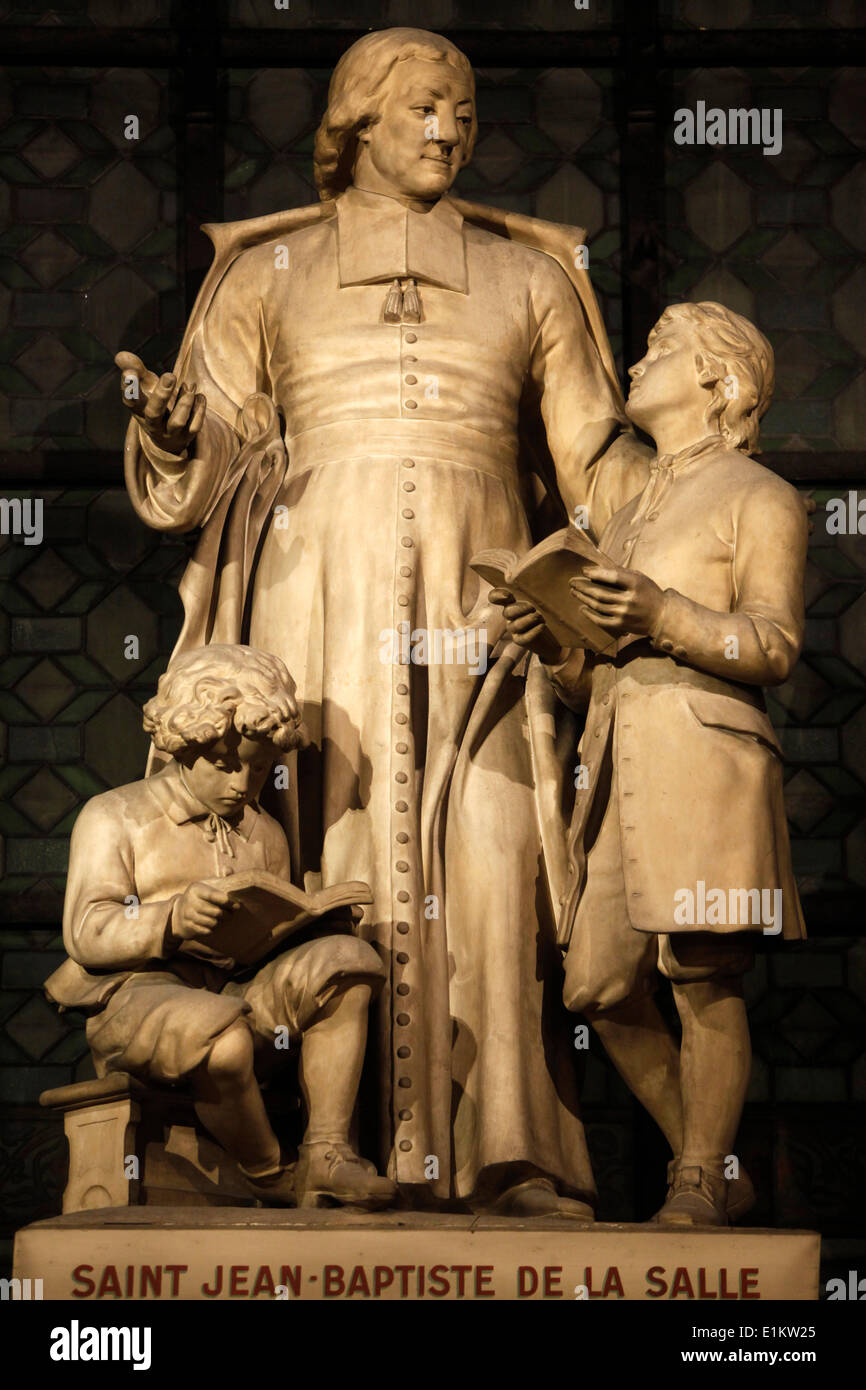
[45,643,395,1210]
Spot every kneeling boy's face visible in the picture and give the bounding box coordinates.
[181,729,278,817]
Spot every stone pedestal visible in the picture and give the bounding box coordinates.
[13,1207,821,1301]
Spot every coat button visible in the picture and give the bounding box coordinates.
[674,644,686,657]
[660,639,674,652]
[398,595,409,606]
[396,831,409,843]
[404,374,417,385]
[405,332,417,343]
[398,1076,412,1088]
[396,951,409,963]
[405,399,418,409]
[397,982,410,995]
[401,458,415,468]
[399,568,412,579]
[395,712,408,724]
[397,1045,411,1058]
[401,537,414,548]
[395,800,408,811]
[399,1108,412,1120]
[395,771,408,783]
[397,1014,410,1026]
[399,1140,412,1151]
[402,509,415,519]
[396,860,409,872]
[402,481,415,491]
[396,743,408,755]
[397,888,410,901]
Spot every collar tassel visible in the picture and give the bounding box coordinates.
[382,277,422,324]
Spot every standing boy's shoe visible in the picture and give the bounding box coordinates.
[295,1140,396,1210]
[652,1163,728,1226]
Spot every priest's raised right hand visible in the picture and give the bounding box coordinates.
[115,350,206,458]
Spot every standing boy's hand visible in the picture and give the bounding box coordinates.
[488,588,565,665]
[569,564,665,638]
[170,881,238,944]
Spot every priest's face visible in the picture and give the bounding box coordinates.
[181,729,277,817]
[354,58,475,204]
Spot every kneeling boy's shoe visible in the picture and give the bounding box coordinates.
[239,1152,297,1206]
[653,1163,728,1226]
[295,1140,396,1210]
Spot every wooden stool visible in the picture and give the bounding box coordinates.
[40,1073,261,1212]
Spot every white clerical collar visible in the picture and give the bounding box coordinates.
[335,185,468,293]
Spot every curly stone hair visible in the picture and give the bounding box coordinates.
[313,27,476,201]
[142,645,308,756]
[651,301,775,455]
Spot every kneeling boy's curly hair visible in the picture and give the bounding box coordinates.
[143,645,309,756]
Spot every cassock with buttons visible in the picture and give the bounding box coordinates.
[124,185,649,1202]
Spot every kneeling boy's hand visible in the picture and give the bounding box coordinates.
[171,881,238,943]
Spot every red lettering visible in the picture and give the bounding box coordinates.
[670,1267,695,1299]
[517,1266,539,1297]
[229,1265,249,1297]
[720,1267,738,1300]
[394,1265,414,1297]
[347,1266,371,1297]
[645,1266,667,1298]
[324,1265,345,1297]
[543,1267,563,1298]
[279,1266,302,1296]
[741,1268,760,1300]
[451,1265,472,1296]
[252,1266,276,1298]
[97,1265,121,1298]
[373,1267,394,1296]
[71,1264,95,1298]
[164,1265,187,1297]
[602,1267,624,1299]
[475,1266,495,1298]
[428,1265,450,1297]
[141,1266,162,1297]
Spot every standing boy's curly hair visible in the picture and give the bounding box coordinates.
[651,301,775,455]
[142,645,309,756]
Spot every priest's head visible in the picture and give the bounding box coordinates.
[314,28,477,206]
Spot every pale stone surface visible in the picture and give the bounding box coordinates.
[14,1209,821,1300]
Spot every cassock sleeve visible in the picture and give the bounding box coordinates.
[648,478,808,685]
[527,254,652,540]
[125,248,270,535]
[63,796,179,970]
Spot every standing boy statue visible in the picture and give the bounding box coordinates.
[44,644,395,1210]
[493,302,808,1225]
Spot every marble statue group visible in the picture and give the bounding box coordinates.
[45,27,808,1228]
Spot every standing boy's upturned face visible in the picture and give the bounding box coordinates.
[181,728,278,817]
[625,325,703,433]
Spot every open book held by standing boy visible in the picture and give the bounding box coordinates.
[493,301,808,1227]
